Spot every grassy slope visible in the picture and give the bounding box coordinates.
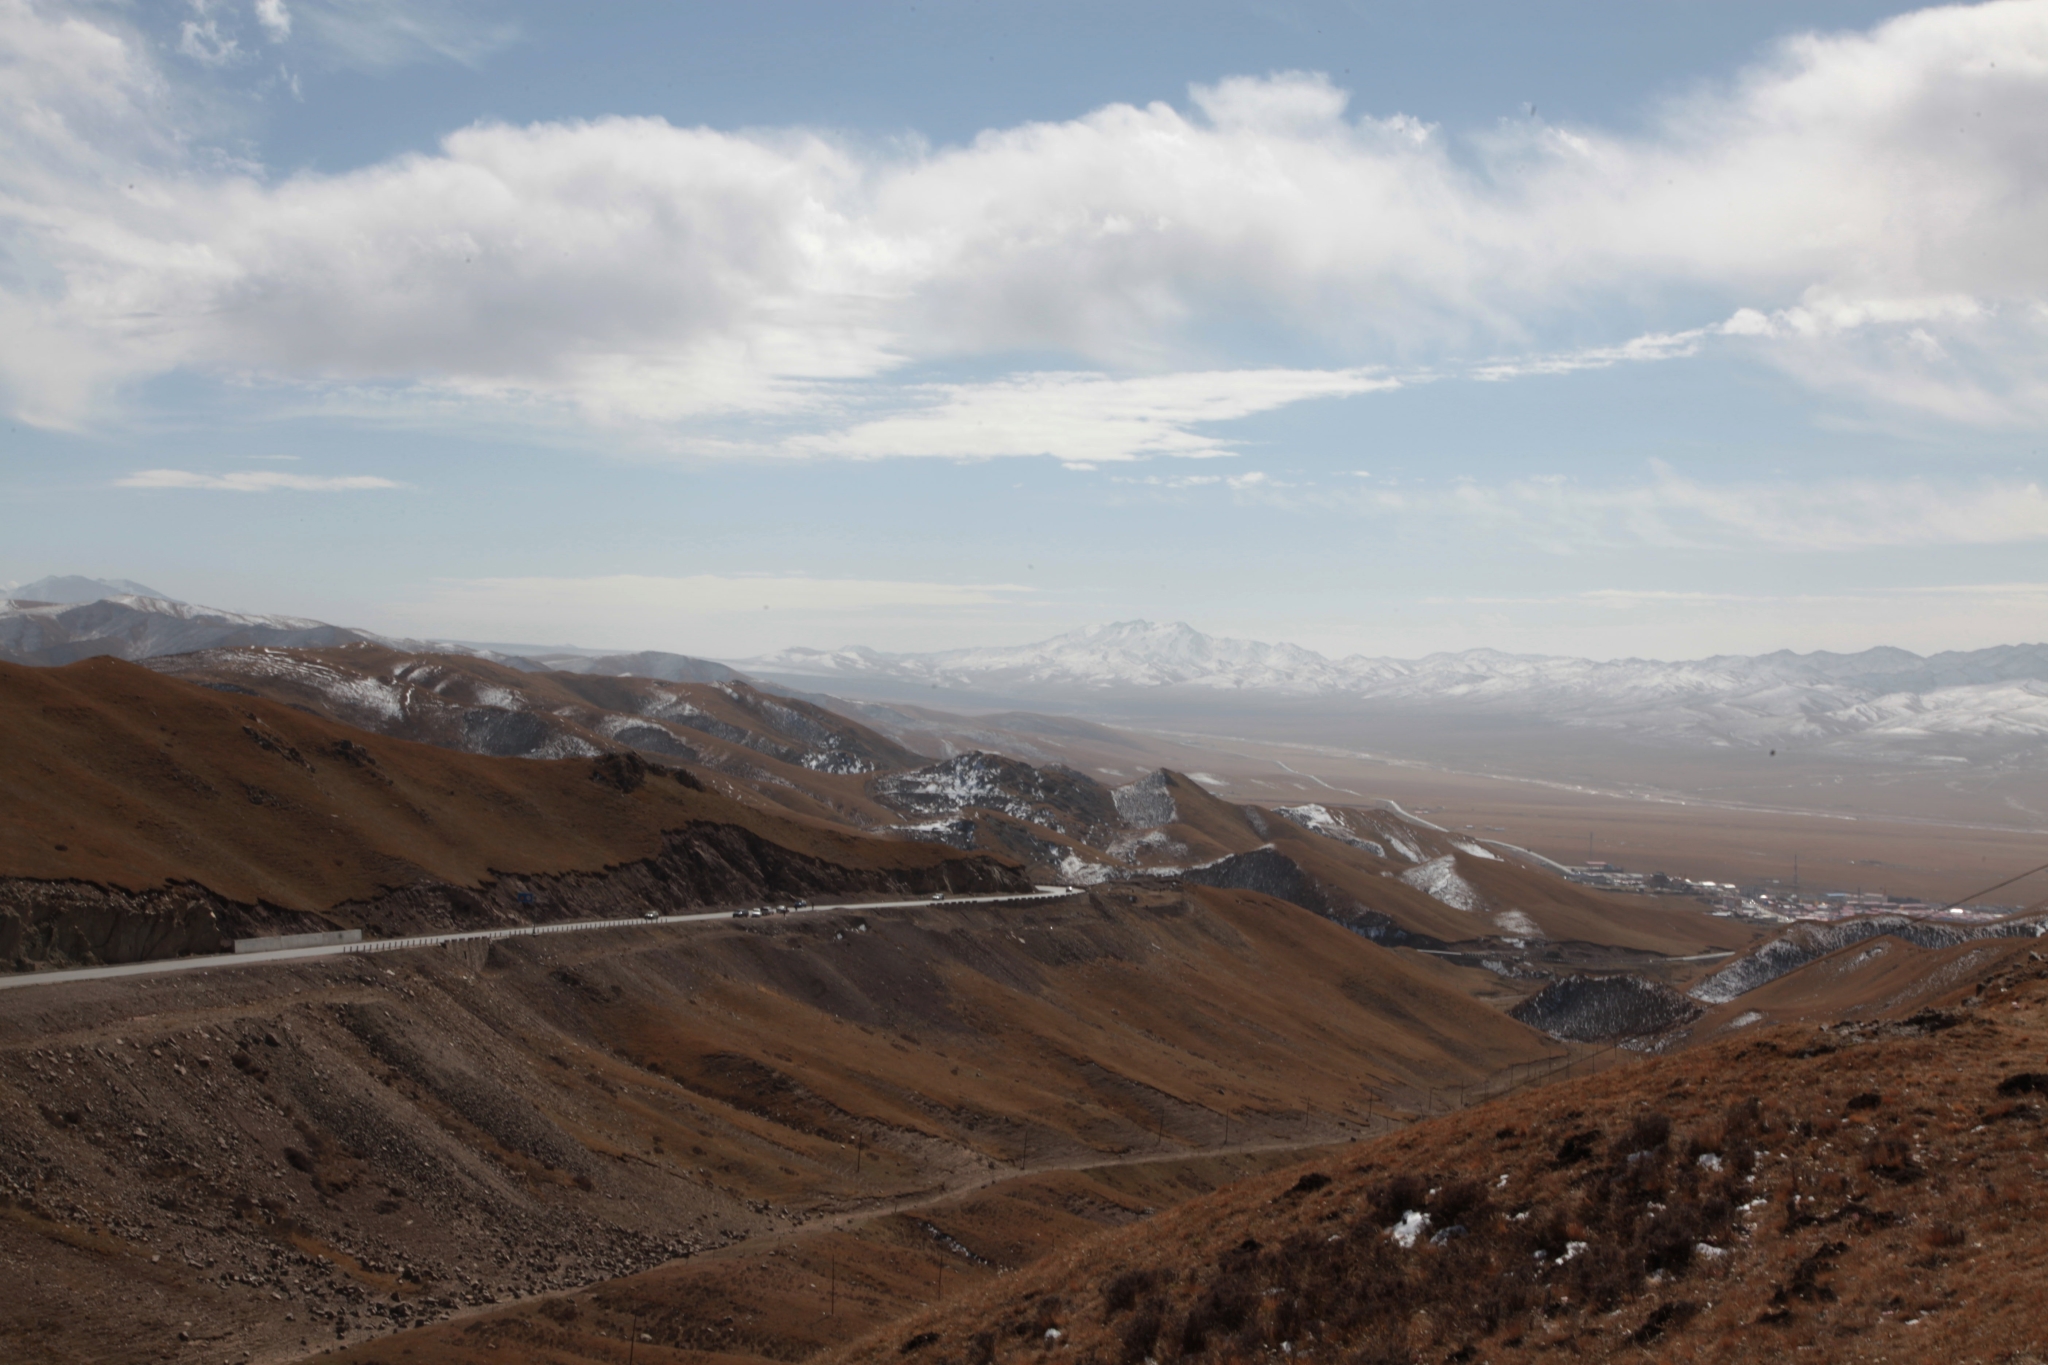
[0,885,1559,1365]
[824,951,2048,1365]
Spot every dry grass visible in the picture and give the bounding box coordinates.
[822,954,2048,1365]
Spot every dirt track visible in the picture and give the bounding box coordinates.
[0,885,1556,1365]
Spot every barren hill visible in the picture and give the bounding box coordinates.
[0,657,1021,966]
[0,883,1559,1364]
[821,949,2048,1365]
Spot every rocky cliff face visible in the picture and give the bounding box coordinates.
[1509,973,1703,1042]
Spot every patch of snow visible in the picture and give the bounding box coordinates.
[800,749,873,774]
[1372,827,1425,863]
[1450,839,1499,860]
[1055,852,1120,885]
[1696,1152,1724,1172]
[1274,804,1387,857]
[886,819,978,850]
[1400,856,1482,912]
[1105,829,1188,864]
[1494,909,1542,939]
[1387,1210,1430,1249]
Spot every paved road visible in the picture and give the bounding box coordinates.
[0,886,1081,993]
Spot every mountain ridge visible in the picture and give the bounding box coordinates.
[737,619,2048,758]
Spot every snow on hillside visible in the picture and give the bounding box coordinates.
[1274,804,1387,858]
[1400,855,1483,912]
[738,620,2048,758]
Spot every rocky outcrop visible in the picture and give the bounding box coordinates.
[871,752,1121,844]
[1510,973,1702,1041]
[1690,912,2048,1004]
[1177,847,1430,947]
[1111,770,1178,829]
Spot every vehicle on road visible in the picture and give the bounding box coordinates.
[642,911,659,920]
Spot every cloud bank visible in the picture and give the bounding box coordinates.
[5,0,2048,449]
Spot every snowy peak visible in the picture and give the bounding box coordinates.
[748,619,1351,692]
[738,621,2048,758]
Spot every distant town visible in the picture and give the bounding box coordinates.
[1559,862,2015,926]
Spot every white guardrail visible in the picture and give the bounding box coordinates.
[339,886,1079,956]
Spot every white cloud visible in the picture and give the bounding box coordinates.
[5,1,2048,438]
[1339,465,2048,552]
[116,468,401,491]
[253,0,290,43]
[290,0,516,70]
[177,17,239,67]
[791,368,1398,463]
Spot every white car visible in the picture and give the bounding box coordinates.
[931,892,945,901]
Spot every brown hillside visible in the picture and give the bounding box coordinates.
[146,644,922,829]
[0,657,1013,944]
[0,884,1557,1364]
[1689,932,2044,1040]
[825,949,2048,1365]
[1145,774,1748,956]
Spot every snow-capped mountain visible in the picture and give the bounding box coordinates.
[738,620,2048,756]
[0,590,735,683]
[747,621,1364,693]
[0,594,371,666]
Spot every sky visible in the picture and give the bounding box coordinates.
[4,0,2048,662]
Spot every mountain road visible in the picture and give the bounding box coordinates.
[0,886,1080,993]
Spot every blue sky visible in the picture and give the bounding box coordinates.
[4,0,2047,660]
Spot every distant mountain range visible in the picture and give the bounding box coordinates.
[8,585,2047,761]
[738,619,2048,757]
[0,580,734,682]
[8,574,179,604]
